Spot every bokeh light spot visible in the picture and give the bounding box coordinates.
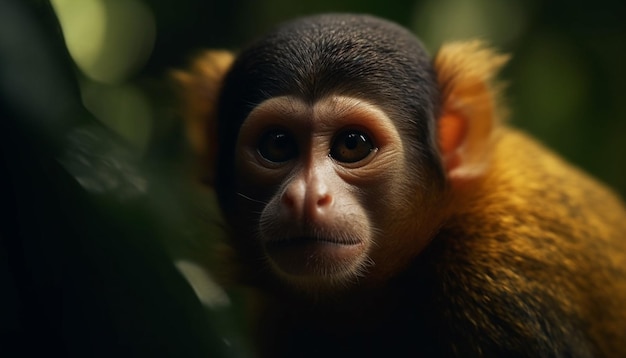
[52,0,155,84]
[412,0,527,48]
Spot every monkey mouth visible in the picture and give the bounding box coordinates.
[264,236,365,276]
[265,235,361,249]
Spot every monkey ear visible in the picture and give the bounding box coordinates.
[433,41,509,181]
[171,50,235,185]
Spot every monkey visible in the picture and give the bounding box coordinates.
[173,14,626,357]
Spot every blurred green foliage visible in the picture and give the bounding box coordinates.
[1,0,624,357]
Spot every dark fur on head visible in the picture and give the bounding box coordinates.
[216,14,443,213]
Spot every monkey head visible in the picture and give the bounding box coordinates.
[174,14,507,293]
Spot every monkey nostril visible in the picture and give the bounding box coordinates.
[281,193,296,209]
[281,180,306,213]
[317,194,332,207]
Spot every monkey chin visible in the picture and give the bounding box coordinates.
[263,236,371,292]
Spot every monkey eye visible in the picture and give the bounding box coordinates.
[257,129,298,163]
[330,130,376,164]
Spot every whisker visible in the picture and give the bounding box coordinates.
[237,192,267,205]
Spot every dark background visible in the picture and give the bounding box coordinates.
[1,0,624,357]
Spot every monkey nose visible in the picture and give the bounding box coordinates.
[281,179,333,222]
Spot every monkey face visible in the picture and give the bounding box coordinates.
[232,95,417,289]
[206,14,447,292]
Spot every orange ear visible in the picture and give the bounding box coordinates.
[433,41,509,180]
[171,50,235,185]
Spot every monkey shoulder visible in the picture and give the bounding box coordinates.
[424,127,626,356]
[452,127,626,255]
[483,127,626,257]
